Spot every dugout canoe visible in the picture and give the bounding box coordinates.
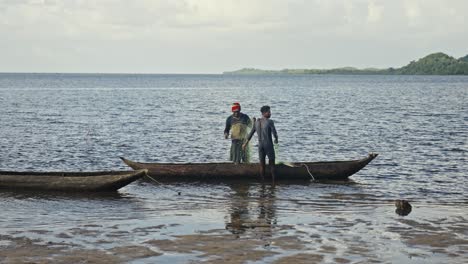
[0,169,147,192]
[120,153,378,181]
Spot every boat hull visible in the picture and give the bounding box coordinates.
[120,154,377,181]
[0,169,147,192]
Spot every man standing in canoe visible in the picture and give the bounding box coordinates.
[243,105,278,181]
[224,102,253,164]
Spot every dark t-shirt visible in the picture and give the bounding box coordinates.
[247,117,278,148]
[224,113,251,140]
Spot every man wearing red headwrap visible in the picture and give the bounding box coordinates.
[224,103,253,163]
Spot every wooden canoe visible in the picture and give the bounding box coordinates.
[0,169,147,192]
[120,154,378,181]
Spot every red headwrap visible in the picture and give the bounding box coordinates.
[231,102,241,112]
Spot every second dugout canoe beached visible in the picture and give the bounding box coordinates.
[0,169,148,192]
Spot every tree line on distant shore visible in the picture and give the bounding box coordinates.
[224,52,468,75]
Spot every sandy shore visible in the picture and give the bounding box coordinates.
[1,215,467,264]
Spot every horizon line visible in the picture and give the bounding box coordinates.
[0,71,222,75]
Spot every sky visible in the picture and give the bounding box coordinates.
[0,0,467,73]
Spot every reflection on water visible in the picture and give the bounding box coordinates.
[0,189,126,201]
[226,183,277,236]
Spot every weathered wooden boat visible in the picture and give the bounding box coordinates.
[120,153,378,181]
[0,169,148,192]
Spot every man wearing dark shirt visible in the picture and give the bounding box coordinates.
[243,105,278,181]
[224,102,253,163]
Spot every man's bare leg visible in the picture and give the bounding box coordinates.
[260,160,266,180]
[269,158,276,184]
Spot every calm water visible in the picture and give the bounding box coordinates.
[0,73,467,263]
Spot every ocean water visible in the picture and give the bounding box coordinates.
[0,73,467,263]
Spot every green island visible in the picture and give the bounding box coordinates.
[224,52,468,75]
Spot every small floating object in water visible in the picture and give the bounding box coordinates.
[395,200,412,216]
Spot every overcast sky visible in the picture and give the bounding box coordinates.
[0,0,467,73]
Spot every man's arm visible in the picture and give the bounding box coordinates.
[243,124,256,150]
[246,122,256,142]
[245,114,253,128]
[271,120,278,144]
[224,116,232,139]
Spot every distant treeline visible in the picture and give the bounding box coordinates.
[224,52,468,75]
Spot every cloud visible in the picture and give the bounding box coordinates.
[367,1,384,23]
[2,0,465,39]
[0,0,467,73]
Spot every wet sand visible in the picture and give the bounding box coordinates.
[1,181,468,263]
[1,202,467,264]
